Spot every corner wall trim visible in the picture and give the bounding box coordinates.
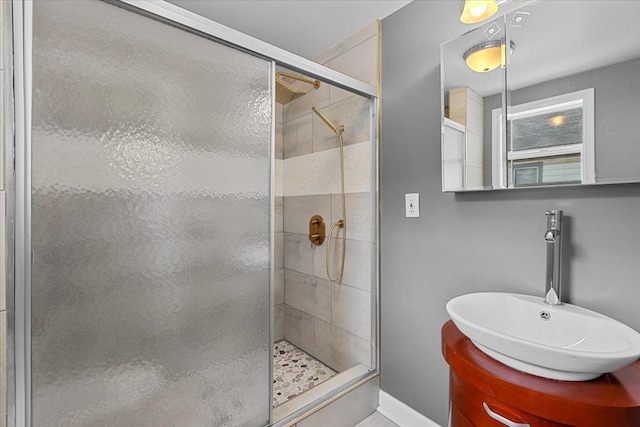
[377,391,442,427]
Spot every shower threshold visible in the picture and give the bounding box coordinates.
[273,340,371,423]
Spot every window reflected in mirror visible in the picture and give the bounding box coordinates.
[492,89,594,188]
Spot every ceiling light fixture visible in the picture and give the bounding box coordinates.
[463,40,515,73]
[460,0,499,24]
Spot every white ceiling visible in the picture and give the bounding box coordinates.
[166,0,412,59]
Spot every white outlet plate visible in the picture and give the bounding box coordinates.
[405,193,419,218]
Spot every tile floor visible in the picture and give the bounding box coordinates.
[356,412,400,427]
[273,340,337,407]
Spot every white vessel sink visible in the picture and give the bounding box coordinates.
[446,292,640,381]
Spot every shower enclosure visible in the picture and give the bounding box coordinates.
[272,63,378,419]
[6,1,378,426]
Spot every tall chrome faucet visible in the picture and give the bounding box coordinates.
[544,210,563,305]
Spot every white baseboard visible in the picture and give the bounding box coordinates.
[377,391,442,427]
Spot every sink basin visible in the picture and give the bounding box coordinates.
[446,292,640,381]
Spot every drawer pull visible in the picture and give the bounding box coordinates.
[483,402,530,427]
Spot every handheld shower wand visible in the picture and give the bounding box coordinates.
[312,107,344,135]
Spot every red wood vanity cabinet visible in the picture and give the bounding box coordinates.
[442,320,640,427]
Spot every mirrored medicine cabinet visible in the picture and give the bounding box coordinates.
[441,0,640,192]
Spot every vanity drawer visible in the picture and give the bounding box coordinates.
[450,401,474,427]
[450,373,571,427]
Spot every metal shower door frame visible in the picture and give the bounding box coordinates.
[9,1,379,426]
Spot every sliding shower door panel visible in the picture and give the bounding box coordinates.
[31,1,271,425]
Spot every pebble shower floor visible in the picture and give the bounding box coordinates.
[273,340,337,407]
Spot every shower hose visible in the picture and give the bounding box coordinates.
[326,132,346,283]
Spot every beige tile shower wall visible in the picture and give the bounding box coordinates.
[283,141,371,197]
[281,21,379,372]
[284,305,370,373]
[275,102,284,198]
[275,102,285,342]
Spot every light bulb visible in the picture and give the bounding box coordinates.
[460,0,499,24]
[470,4,488,17]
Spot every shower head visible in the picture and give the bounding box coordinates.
[312,106,344,135]
[275,72,320,104]
[276,79,305,104]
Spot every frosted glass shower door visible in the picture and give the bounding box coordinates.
[30,1,272,425]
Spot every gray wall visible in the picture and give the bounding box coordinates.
[380,2,640,426]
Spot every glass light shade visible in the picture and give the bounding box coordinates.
[460,0,499,24]
[463,40,515,73]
